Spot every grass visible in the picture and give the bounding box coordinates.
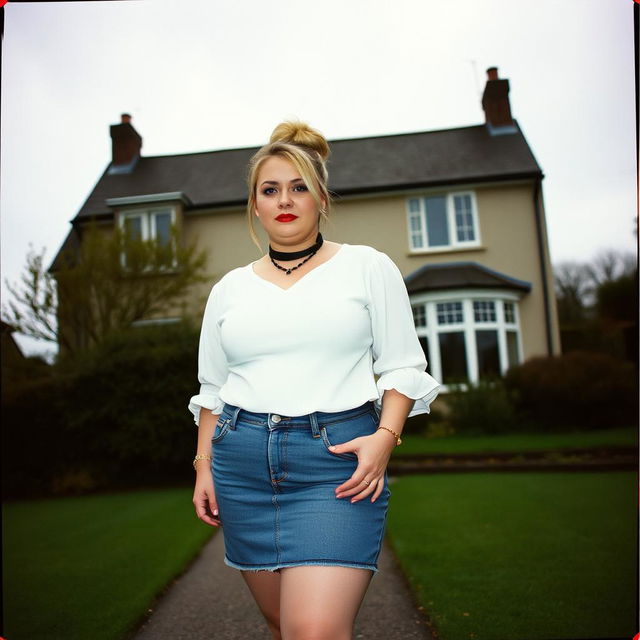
[395,425,638,455]
[3,487,215,640]
[386,471,638,640]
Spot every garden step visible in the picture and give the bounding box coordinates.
[389,446,637,475]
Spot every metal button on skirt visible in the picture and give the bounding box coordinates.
[211,401,390,572]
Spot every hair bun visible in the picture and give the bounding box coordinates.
[269,120,330,161]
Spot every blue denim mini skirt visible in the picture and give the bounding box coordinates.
[211,401,390,573]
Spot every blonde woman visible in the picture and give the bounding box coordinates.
[189,121,440,640]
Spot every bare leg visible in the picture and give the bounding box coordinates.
[279,566,373,640]
[241,570,282,639]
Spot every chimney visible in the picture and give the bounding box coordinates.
[481,67,516,135]
[108,113,142,174]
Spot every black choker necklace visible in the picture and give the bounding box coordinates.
[269,233,323,275]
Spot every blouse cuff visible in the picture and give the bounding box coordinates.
[375,368,441,417]
[188,393,226,427]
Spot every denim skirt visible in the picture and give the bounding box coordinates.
[211,401,390,573]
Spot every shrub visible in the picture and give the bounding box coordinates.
[444,378,517,435]
[503,351,637,432]
[2,321,202,498]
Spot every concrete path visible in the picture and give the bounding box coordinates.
[132,532,435,640]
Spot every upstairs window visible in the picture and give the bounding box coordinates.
[119,208,176,269]
[406,191,480,251]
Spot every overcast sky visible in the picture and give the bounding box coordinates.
[1,0,637,358]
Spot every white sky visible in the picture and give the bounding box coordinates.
[1,0,637,358]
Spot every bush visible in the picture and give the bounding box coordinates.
[504,351,637,432]
[2,321,202,498]
[444,378,517,435]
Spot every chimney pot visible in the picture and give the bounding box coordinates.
[121,113,132,124]
[486,67,499,81]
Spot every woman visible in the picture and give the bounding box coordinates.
[189,121,440,640]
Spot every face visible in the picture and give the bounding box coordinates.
[254,155,323,249]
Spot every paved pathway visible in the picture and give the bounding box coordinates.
[132,532,435,640]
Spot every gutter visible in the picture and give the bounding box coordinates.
[533,177,554,355]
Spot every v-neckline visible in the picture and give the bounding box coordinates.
[249,243,347,292]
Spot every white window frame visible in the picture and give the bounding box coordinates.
[406,191,481,252]
[118,207,177,269]
[411,289,523,391]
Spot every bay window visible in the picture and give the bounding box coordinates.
[411,293,522,386]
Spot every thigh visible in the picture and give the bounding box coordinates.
[279,565,373,640]
[241,571,282,631]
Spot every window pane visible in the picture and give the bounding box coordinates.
[454,194,475,242]
[412,305,426,328]
[473,300,496,323]
[436,301,463,325]
[123,216,142,241]
[154,212,172,248]
[418,336,431,372]
[476,330,500,379]
[439,332,467,383]
[504,302,515,324]
[506,331,519,369]
[408,198,420,213]
[425,196,449,247]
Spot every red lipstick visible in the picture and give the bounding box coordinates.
[275,214,298,222]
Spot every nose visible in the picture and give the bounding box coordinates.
[278,190,293,208]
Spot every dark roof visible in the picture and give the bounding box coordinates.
[405,262,532,294]
[73,122,542,221]
[49,226,81,272]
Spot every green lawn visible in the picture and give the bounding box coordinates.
[395,426,637,455]
[3,487,215,640]
[386,471,637,640]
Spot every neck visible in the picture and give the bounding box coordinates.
[268,231,320,254]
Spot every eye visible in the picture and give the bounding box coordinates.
[293,184,308,192]
[261,187,277,195]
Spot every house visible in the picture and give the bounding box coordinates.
[51,67,561,387]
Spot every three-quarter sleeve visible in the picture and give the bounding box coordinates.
[365,250,440,417]
[188,282,229,426]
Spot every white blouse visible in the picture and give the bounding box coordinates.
[188,243,440,425]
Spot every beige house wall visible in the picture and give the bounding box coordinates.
[324,182,560,359]
[177,180,560,361]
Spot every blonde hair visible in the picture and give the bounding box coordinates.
[246,120,331,250]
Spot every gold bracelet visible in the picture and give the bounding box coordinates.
[193,454,212,470]
[377,426,402,446]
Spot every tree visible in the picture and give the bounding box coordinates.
[553,248,637,362]
[2,223,208,356]
[553,261,593,325]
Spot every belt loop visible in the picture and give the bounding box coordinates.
[309,411,321,438]
[229,405,241,430]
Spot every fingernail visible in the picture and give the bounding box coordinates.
[329,446,336,451]
[213,509,218,516]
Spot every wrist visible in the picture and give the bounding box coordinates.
[375,426,402,447]
[193,453,212,471]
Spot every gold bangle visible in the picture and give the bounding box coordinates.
[377,426,402,446]
[193,454,212,470]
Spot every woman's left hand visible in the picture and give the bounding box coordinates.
[329,430,397,503]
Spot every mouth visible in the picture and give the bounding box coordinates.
[275,214,298,222]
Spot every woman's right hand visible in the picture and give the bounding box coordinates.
[193,468,221,527]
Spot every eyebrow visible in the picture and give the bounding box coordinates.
[260,178,304,186]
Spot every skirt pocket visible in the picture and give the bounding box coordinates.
[211,416,232,444]
[319,410,378,461]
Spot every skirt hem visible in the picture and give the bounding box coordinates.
[224,556,378,573]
